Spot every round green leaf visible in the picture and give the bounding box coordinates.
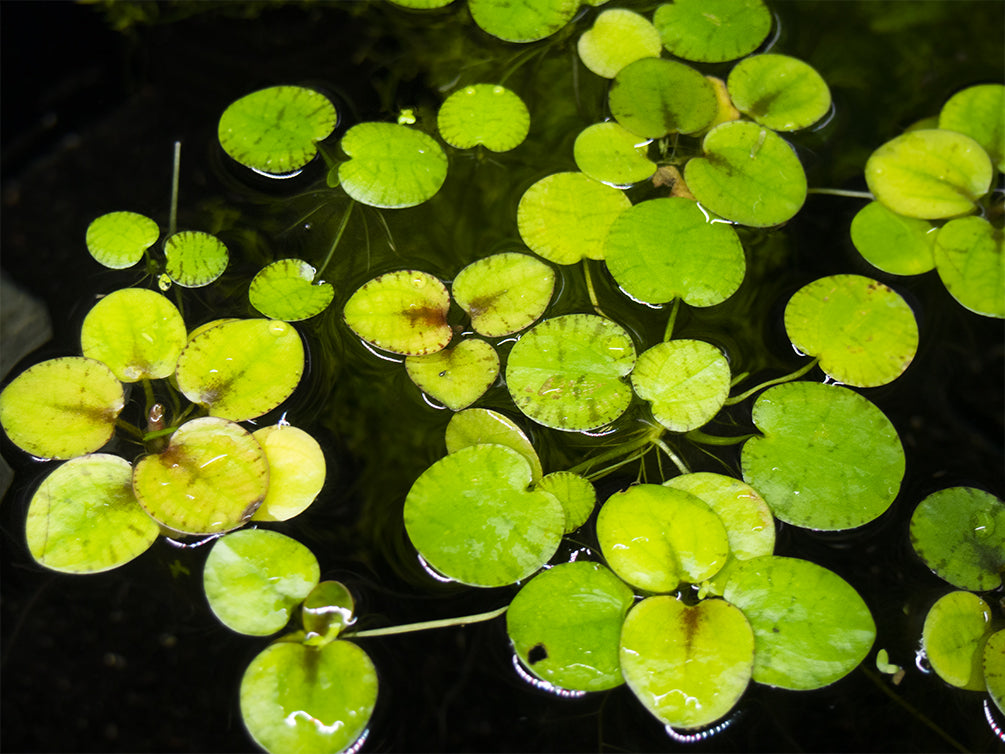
[251,425,327,523]
[403,444,564,587]
[723,555,876,690]
[784,275,919,387]
[609,58,717,138]
[343,270,452,355]
[80,288,187,382]
[850,200,937,275]
[175,318,305,421]
[517,172,631,265]
[741,382,905,531]
[85,211,159,269]
[219,86,337,175]
[505,314,636,431]
[684,120,808,227]
[302,581,356,646]
[939,83,1005,171]
[405,338,500,411]
[909,487,1005,592]
[620,596,754,730]
[164,231,229,288]
[653,0,772,63]
[985,630,1005,714]
[388,0,454,6]
[864,129,993,219]
[437,84,530,152]
[338,122,447,209]
[249,259,335,321]
[727,54,831,132]
[468,0,579,42]
[241,640,377,754]
[922,591,992,691]
[573,122,656,185]
[535,471,596,533]
[444,408,542,482]
[507,561,634,692]
[204,528,320,636]
[596,484,729,592]
[25,454,158,573]
[631,340,731,432]
[604,197,746,307]
[452,252,555,337]
[133,417,269,535]
[0,357,124,460]
[576,9,662,79]
[934,216,1005,318]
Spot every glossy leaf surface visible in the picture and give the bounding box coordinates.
[251,425,327,522]
[85,211,159,269]
[573,122,656,185]
[653,0,771,63]
[444,409,542,482]
[437,84,529,152]
[338,123,447,208]
[631,339,731,432]
[249,259,334,321]
[302,581,356,646]
[609,58,717,138]
[343,270,452,355]
[451,252,555,337]
[405,338,500,411]
[921,591,992,691]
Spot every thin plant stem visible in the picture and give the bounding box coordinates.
[344,605,508,639]
[653,438,690,475]
[686,428,756,446]
[724,357,820,405]
[169,141,181,236]
[566,423,664,477]
[115,419,144,441]
[806,188,873,200]
[582,261,608,318]
[586,446,652,482]
[663,299,681,341]
[318,200,356,275]
[141,379,156,417]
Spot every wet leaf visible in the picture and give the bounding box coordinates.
[727,54,831,132]
[405,338,500,411]
[576,8,662,79]
[922,591,992,691]
[302,581,356,646]
[85,211,159,269]
[609,58,717,138]
[445,408,542,482]
[507,561,634,691]
[249,259,335,321]
[850,201,936,276]
[939,83,1005,171]
[451,252,555,337]
[573,122,656,185]
[251,425,327,522]
[653,0,771,63]
[343,270,452,355]
[535,471,596,533]
[631,340,731,432]
[468,0,579,42]
[437,84,529,152]
[934,216,1005,318]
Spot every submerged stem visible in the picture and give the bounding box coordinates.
[344,604,508,639]
[686,428,756,446]
[653,438,689,475]
[582,261,608,319]
[663,298,681,341]
[725,357,820,405]
[806,187,873,200]
[169,141,181,236]
[318,199,356,276]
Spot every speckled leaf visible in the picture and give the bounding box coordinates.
[723,555,876,690]
[784,275,919,387]
[251,425,326,522]
[452,253,555,337]
[653,0,772,63]
[850,201,936,276]
[437,84,529,152]
[910,487,1005,592]
[535,471,596,533]
[133,417,268,535]
[505,314,636,431]
[0,357,124,460]
[727,54,831,131]
[922,591,992,691]
[934,216,1004,318]
[445,408,542,482]
[25,454,158,573]
[573,122,656,185]
[343,270,452,355]
[249,259,334,321]
[620,596,754,730]
[609,58,717,138]
[85,211,159,269]
[405,338,500,411]
[939,83,1005,171]
[403,444,564,587]
[577,9,662,79]
[468,0,579,42]
[741,382,905,531]
[631,340,731,432]
[164,231,229,288]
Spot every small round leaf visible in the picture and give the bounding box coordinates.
[573,122,656,185]
[164,231,229,288]
[85,211,159,269]
[727,54,831,132]
[405,338,500,411]
[445,408,542,482]
[251,425,327,522]
[302,581,356,646]
[939,83,1005,171]
[535,471,596,533]
[631,340,731,432]
[452,252,555,337]
[934,216,1005,318]
[653,0,772,63]
[921,591,992,691]
[609,58,717,138]
[576,9,662,79]
[249,259,335,321]
[850,201,936,276]
[437,84,530,152]
[468,0,579,42]
[343,270,451,355]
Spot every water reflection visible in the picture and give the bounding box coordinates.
[511,654,586,699]
[665,707,742,744]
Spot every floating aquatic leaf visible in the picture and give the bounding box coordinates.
[468,0,579,42]
[922,590,992,691]
[609,58,717,138]
[219,85,337,175]
[939,83,1005,171]
[302,581,356,647]
[133,417,268,534]
[604,197,745,307]
[80,288,187,382]
[535,471,596,533]
[576,8,662,79]
[573,122,656,185]
[723,555,875,690]
[343,270,452,355]
[437,84,530,152]
[909,487,1005,592]
[706,75,742,129]
[727,54,831,131]
[653,0,771,63]
[849,201,936,276]
[620,595,754,729]
[685,120,807,227]
[784,274,919,387]
[164,231,229,288]
[741,382,904,530]
[933,216,1005,318]
[631,339,731,432]
[387,0,453,8]
[444,408,542,482]
[507,561,634,692]
[241,639,377,754]
[451,252,555,337]
[251,425,327,522]
[0,357,124,460]
[405,338,500,411]
[597,484,729,593]
[25,454,158,573]
[517,172,631,265]
[864,129,993,219]
[175,319,304,421]
[505,314,636,431]
[403,444,564,587]
[985,630,1005,714]
[85,211,159,269]
[338,122,447,208]
[249,259,335,321]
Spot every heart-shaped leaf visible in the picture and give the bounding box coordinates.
[445,408,542,482]
[653,0,772,63]
[437,84,530,152]
[451,253,555,337]
[576,8,662,79]
[727,54,831,131]
[85,211,159,269]
[344,270,452,355]
[249,259,335,321]
[405,338,500,411]
[609,57,717,138]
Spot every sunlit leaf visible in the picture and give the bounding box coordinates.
[405,338,500,410]
[609,58,717,138]
[249,259,334,321]
[535,471,596,533]
[576,8,662,79]
[939,83,1005,171]
[653,0,771,63]
[451,252,555,337]
[437,84,530,152]
[933,216,1005,318]
[631,340,731,432]
[445,408,542,482]
[727,54,831,132]
[922,590,992,691]
[85,211,159,269]
[343,270,452,355]
[468,0,579,42]
[251,424,327,522]
[573,122,656,185]
[849,201,936,276]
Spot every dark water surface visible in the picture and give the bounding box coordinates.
[2,2,1003,752]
